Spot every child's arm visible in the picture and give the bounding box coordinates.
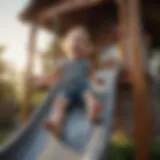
[97,59,116,69]
[88,62,105,85]
[35,67,63,88]
[44,69,63,85]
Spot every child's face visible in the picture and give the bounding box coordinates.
[67,32,89,60]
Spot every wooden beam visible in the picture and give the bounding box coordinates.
[21,24,38,124]
[117,0,128,64]
[38,0,103,24]
[117,0,132,85]
[128,0,150,160]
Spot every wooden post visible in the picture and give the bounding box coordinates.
[117,0,129,66]
[21,24,38,124]
[116,0,130,130]
[128,0,150,160]
[117,0,132,85]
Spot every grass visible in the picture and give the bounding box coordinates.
[108,131,160,160]
[108,141,160,160]
[0,130,10,144]
[108,130,134,160]
[108,142,134,160]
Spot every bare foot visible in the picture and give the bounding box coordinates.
[44,120,61,138]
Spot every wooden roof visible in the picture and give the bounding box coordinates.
[142,0,160,46]
[38,0,104,24]
[20,0,115,36]
[20,0,160,46]
[20,0,57,21]
[20,0,109,22]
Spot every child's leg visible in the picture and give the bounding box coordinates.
[44,95,69,137]
[84,91,102,123]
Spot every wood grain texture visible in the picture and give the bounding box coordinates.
[128,0,150,160]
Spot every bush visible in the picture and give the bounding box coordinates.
[150,141,160,160]
[108,142,134,160]
[31,91,47,108]
[108,131,160,160]
[157,57,160,74]
[0,130,10,144]
[108,140,160,160]
[0,81,17,127]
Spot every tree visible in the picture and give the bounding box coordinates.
[41,36,63,74]
[0,45,6,74]
[0,45,17,127]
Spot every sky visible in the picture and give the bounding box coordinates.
[0,0,52,73]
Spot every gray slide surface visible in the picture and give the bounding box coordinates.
[0,66,119,160]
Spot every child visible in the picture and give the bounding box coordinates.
[44,27,102,137]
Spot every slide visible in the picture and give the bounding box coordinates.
[0,64,119,160]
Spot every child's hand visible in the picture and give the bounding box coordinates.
[96,78,105,85]
[92,76,105,85]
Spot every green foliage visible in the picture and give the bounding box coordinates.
[0,48,17,103]
[41,37,63,74]
[108,131,135,160]
[0,81,16,102]
[0,81,17,127]
[157,56,160,74]
[0,130,10,144]
[108,131,160,160]
[108,140,160,160]
[108,142,135,160]
[0,133,6,144]
[0,45,18,127]
[150,141,160,160]
[31,91,47,107]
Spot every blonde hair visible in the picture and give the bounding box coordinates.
[61,26,91,54]
[61,26,98,67]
